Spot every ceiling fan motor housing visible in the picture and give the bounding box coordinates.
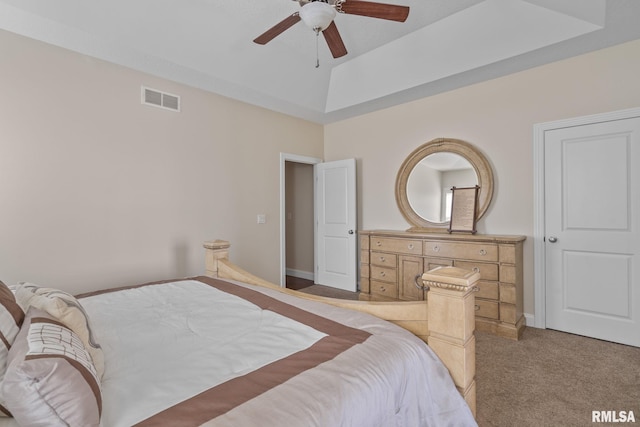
[299,1,338,31]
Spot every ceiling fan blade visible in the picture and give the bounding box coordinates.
[322,21,348,58]
[339,0,409,22]
[253,13,301,45]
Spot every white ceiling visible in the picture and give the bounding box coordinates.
[1,0,639,124]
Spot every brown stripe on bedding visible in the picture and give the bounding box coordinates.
[133,276,371,427]
[0,283,24,326]
[30,316,68,329]
[75,278,185,299]
[25,354,103,416]
[196,276,371,338]
[26,316,103,416]
[0,403,12,417]
[0,333,9,350]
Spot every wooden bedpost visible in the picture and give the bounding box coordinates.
[422,266,480,417]
[203,239,231,277]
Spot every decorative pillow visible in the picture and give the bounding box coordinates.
[0,280,25,417]
[13,283,104,379]
[1,308,101,426]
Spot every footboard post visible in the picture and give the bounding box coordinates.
[422,267,480,417]
[203,240,231,277]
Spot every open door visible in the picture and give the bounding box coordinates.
[314,159,357,291]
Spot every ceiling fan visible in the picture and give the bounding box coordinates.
[254,0,410,60]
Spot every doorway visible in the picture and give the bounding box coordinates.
[534,107,640,347]
[280,154,358,291]
[280,153,321,288]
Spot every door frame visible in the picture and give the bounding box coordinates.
[279,153,322,287]
[533,106,640,328]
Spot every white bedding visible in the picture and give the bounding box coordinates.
[80,280,328,426]
[1,276,477,427]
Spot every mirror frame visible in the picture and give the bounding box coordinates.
[395,138,494,231]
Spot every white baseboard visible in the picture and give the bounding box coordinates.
[285,268,314,281]
[524,313,537,328]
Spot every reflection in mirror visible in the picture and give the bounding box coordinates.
[395,138,493,231]
[406,153,477,223]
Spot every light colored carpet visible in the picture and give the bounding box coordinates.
[476,327,640,426]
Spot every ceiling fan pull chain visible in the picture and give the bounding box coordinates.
[315,28,320,68]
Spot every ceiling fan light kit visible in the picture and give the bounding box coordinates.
[299,1,337,32]
[254,0,410,61]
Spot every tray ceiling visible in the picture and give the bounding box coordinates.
[1,0,639,123]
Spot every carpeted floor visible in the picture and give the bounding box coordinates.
[476,327,640,426]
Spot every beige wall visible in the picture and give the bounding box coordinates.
[3,27,640,314]
[0,30,323,294]
[324,39,640,317]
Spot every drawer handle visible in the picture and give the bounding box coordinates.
[379,256,385,262]
[475,304,480,311]
[379,271,386,277]
[379,286,386,292]
[408,243,414,250]
[473,267,480,273]
[433,245,440,252]
[376,241,382,247]
[479,249,487,256]
[414,274,429,291]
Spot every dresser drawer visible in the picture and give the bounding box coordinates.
[454,260,499,281]
[370,251,398,268]
[423,241,498,262]
[371,237,422,255]
[370,265,396,283]
[475,299,499,320]
[370,280,398,299]
[424,257,454,271]
[475,280,499,300]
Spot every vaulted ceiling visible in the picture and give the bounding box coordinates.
[1,0,639,123]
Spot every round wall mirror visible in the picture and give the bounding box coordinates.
[395,138,494,230]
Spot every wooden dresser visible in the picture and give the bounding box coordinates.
[359,230,526,339]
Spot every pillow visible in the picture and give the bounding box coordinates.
[13,283,104,379]
[0,280,25,417]
[1,308,101,426]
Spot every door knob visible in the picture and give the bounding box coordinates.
[548,236,558,243]
[348,229,354,235]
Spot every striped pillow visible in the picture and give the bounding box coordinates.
[1,308,101,426]
[0,280,24,417]
[14,283,104,380]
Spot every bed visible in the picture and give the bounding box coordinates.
[0,239,479,426]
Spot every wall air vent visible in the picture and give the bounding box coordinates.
[141,86,180,112]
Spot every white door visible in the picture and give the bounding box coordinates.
[315,159,357,291]
[544,116,640,347]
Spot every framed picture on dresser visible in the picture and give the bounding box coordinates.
[448,185,480,234]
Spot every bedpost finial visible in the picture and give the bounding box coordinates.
[203,239,231,250]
